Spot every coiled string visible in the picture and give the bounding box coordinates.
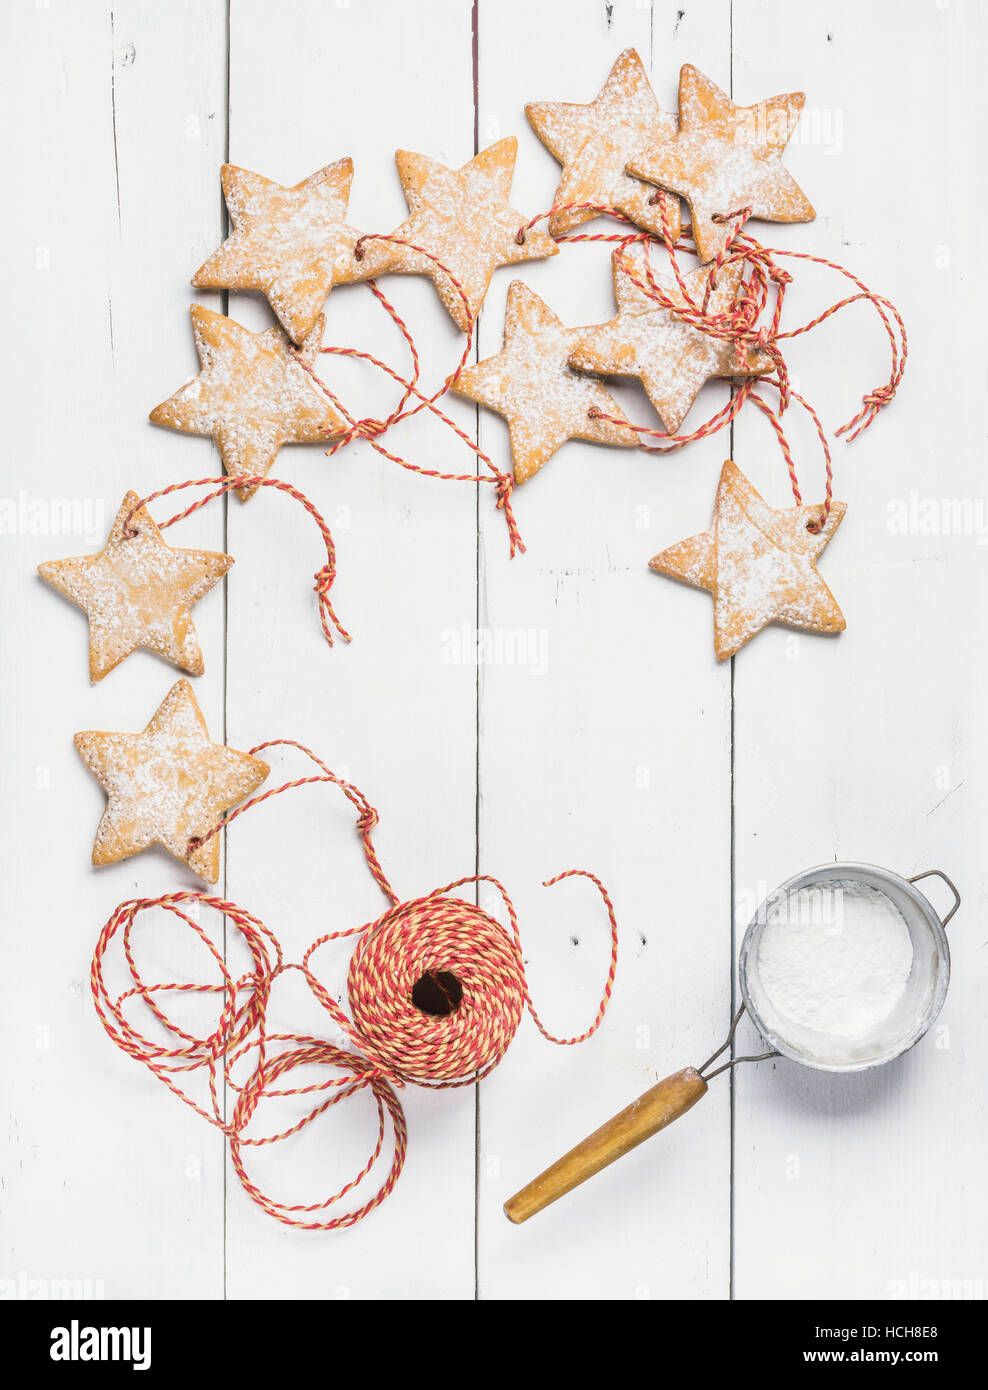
[90,747,618,1229]
[305,870,618,1089]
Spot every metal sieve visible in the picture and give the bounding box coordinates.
[505,862,959,1224]
[738,862,954,1073]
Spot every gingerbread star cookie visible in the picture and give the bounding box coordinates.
[192,158,368,345]
[649,460,846,660]
[75,679,269,882]
[38,492,232,683]
[149,306,347,500]
[567,244,772,433]
[526,47,680,239]
[355,138,558,333]
[627,64,815,264]
[452,282,638,484]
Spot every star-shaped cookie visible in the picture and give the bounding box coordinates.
[75,679,269,882]
[526,47,680,239]
[452,281,638,484]
[649,460,846,660]
[356,138,558,332]
[567,244,772,433]
[627,64,815,264]
[38,491,233,682]
[192,158,368,345]
[149,306,347,500]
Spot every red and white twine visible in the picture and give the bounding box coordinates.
[125,474,350,646]
[519,198,905,533]
[133,201,905,635]
[91,746,618,1230]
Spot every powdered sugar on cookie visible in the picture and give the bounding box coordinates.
[355,138,557,333]
[192,159,370,344]
[526,47,681,239]
[39,492,233,682]
[75,679,269,882]
[627,64,815,264]
[149,307,347,500]
[649,460,846,659]
[568,244,772,434]
[453,281,638,484]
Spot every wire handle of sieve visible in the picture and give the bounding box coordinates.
[908,869,961,928]
[698,1003,779,1082]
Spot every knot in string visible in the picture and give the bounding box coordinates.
[345,416,390,443]
[710,204,754,234]
[282,242,525,554]
[125,476,350,650]
[313,560,336,591]
[493,472,524,558]
[834,381,898,442]
[746,324,790,412]
[571,209,906,525]
[312,560,350,646]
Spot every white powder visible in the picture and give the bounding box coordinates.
[756,881,914,1038]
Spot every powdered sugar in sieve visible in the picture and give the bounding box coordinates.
[757,880,914,1040]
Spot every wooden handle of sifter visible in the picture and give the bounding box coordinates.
[503,1066,708,1224]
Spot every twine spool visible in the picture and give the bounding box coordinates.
[90,757,619,1229]
[347,896,525,1086]
[304,871,618,1092]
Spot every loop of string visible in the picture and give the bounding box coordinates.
[91,746,618,1229]
[91,889,408,1231]
[123,475,350,645]
[514,197,905,533]
[293,234,525,557]
[186,739,395,903]
[131,204,901,610]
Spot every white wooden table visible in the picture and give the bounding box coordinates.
[3,0,986,1301]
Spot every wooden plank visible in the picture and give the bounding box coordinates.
[6,0,983,1306]
[474,0,735,1299]
[222,0,479,1298]
[0,0,228,1298]
[731,0,988,1298]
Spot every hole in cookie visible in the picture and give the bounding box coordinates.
[187,836,202,853]
[515,228,526,245]
[412,970,463,1018]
